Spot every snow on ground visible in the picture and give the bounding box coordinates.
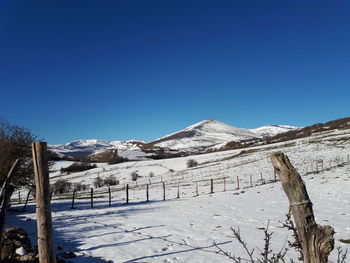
[7,127,350,262]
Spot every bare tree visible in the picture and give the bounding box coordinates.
[186,159,198,168]
[0,118,36,188]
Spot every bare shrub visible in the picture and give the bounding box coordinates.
[89,149,129,164]
[73,182,88,191]
[60,162,97,174]
[215,216,348,262]
[131,171,140,181]
[93,176,104,188]
[107,150,129,164]
[215,223,288,262]
[103,175,119,186]
[52,179,72,194]
[186,159,198,168]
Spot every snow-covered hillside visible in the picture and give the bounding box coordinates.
[251,124,299,137]
[49,139,152,160]
[9,126,350,263]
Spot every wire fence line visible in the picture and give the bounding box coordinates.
[11,153,350,210]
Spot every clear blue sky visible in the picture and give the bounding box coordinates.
[1,0,349,144]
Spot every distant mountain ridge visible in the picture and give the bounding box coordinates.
[250,125,298,137]
[49,139,151,160]
[49,119,299,160]
[150,120,298,151]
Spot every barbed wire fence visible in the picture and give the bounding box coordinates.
[12,153,350,210]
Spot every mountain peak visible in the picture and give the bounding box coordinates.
[151,119,260,150]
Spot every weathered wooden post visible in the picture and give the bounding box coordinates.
[108,186,111,206]
[18,191,21,204]
[71,190,76,209]
[270,152,334,263]
[90,188,93,208]
[126,184,129,204]
[146,184,149,202]
[210,179,214,194]
[223,177,226,192]
[22,189,32,212]
[250,174,253,187]
[236,176,240,189]
[163,182,166,201]
[32,142,57,263]
[177,184,180,199]
[195,181,199,196]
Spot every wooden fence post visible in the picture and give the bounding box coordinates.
[18,191,21,204]
[32,142,57,263]
[210,179,214,194]
[223,177,226,192]
[270,152,334,263]
[163,182,166,201]
[146,184,149,202]
[108,187,111,206]
[22,189,32,212]
[177,184,180,199]
[126,184,129,204]
[90,188,93,208]
[71,190,76,209]
[236,176,240,190]
[250,175,253,187]
[195,182,199,196]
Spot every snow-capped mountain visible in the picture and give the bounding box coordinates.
[151,120,296,151]
[49,120,299,159]
[49,139,152,160]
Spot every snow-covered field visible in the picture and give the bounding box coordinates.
[8,127,350,262]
